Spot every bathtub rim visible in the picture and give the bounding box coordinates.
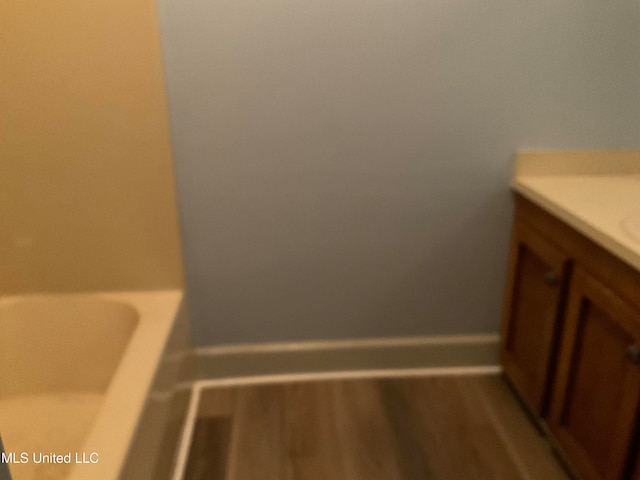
[0,289,184,480]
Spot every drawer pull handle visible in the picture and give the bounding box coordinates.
[544,271,559,287]
[626,345,640,364]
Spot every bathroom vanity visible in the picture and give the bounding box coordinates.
[500,152,640,480]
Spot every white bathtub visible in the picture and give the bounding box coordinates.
[0,290,191,480]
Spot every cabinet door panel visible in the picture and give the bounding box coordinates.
[632,446,640,480]
[549,267,640,480]
[500,221,569,415]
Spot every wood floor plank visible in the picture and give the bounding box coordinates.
[378,380,438,479]
[330,379,406,480]
[183,416,232,480]
[226,384,285,480]
[471,375,570,480]
[382,376,523,479]
[198,386,236,418]
[383,377,474,479]
[450,376,526,479]
[188,375,571,480]
[281,382,347,479]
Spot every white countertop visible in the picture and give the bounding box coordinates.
[512,151,640,272]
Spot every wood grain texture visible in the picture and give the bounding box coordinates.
[391,376,525,479]
[185,375,570,480]
[226,384,285,480]
[198,387,236,418]
[548,267,640,480]
[184,417,232,480]
[514,195,640,307]
[499,220,570,414]
[330,380,404,479]
[500,195,640,480]
[282,382,346,480]
[473,375,570,480]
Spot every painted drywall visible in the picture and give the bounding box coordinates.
[0,0,184,292]
[156,0,640,346]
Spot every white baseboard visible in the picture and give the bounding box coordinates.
[195,333,500,380]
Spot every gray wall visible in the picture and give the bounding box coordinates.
[156,0,640,346]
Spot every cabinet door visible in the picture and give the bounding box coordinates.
[548,267,640,480]
[500,221,570,415]
[633,451,640,480]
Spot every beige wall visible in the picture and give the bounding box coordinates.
[0,0,183,293]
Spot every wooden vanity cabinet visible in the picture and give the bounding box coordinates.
[632,447,640,480]
[499,220,569,415]
[501,195,640,480]
[548,266,640,480]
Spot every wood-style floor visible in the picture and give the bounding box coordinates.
[184,374,570,480]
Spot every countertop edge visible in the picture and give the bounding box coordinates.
[512,179,640,273]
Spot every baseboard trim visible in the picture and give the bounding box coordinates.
[196,333,500,380]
